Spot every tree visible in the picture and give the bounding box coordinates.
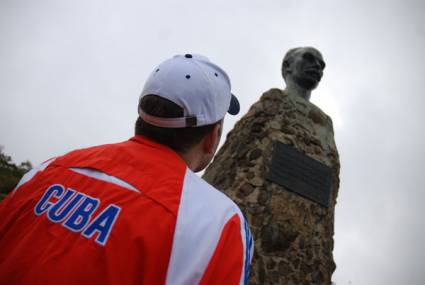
[0,147,32,200]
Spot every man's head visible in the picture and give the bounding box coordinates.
[135,54,240,172]
[281,47,326,91]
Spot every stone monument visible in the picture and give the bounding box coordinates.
[203,47,340,284]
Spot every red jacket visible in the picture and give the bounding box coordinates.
[0,136,253,285]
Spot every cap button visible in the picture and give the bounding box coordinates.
[185,54,193,58]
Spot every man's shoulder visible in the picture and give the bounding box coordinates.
[182,170,242,217]
[52,138,153,169]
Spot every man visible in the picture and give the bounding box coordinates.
[281,47,326,101]
[0,54,253,285]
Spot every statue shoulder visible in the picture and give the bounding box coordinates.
[242,88,287,119]
[260,88,287,101]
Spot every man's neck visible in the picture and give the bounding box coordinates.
[178,146,205,173]
[284,82,311,101]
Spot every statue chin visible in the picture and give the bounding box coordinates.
[295,76,320,90]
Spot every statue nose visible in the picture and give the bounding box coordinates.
[312,59,321,68]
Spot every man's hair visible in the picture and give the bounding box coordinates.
[135,95,217,153]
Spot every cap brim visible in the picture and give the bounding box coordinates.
[228,94,240,115]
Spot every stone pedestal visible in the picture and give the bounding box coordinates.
[203,88,340,285]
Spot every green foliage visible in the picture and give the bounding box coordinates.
[0,147,32,198]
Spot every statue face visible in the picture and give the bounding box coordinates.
[284,48,326,90]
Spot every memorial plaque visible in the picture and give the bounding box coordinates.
[267,141,332,207]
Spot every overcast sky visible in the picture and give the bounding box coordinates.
[1,0,425,284]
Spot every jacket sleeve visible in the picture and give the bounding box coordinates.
[200,214,254,285]
[10,158,56,196]
[165,170,254,285]
[0,158,56,232]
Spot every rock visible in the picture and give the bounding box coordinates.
[249,149,262,161]
[237,183,255,198]
[203,88,340,284]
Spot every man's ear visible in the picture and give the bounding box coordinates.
[282,60,292,76]
[202,122,222,154]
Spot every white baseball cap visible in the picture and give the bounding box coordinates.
[139,54,240,128]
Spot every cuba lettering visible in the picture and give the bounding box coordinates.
[34,184,121,246]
